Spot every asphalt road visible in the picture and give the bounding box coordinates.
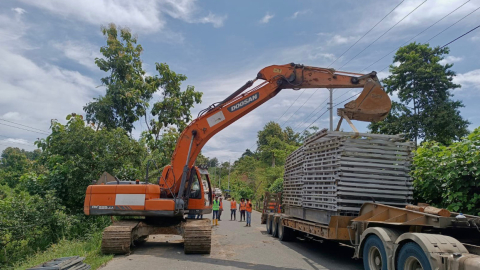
[101,202,364,270]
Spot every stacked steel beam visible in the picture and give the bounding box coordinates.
[283,129,414,215]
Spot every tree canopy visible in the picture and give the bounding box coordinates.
[84,24,202,137]
[369,42,469,145]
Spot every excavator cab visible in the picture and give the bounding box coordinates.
[185,166,213,216]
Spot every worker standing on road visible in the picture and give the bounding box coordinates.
[212,196,220,226]
[218,198,224,221]
[239,198,246,222]
[245,199,252,227]
[230,198,237,220]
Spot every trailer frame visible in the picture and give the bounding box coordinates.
[266,203,480,270]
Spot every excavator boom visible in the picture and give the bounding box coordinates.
[166,63,391,197]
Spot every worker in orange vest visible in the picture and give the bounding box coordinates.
[245,198,252,227]
[239,198,246,222]
[230,198,237,221]
[218,197,224,221]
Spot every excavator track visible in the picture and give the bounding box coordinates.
[183,219,212,254]
[101,220,140,254]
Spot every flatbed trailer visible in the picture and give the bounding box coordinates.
[266,203,480,270]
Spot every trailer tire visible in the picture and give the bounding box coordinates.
[272,217,279,238]
[278,218,293,242]
[266,215,273,234]
[363,235,388,270]
[396,242,432,270]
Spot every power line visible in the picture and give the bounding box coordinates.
[362,0,471,72]
[426,5,480,43]
[292,95,330,132]
[442,24,480,48]
[327,0,405,68]
[247,89,308,151]
[333,92,361,107]
[275,89,306,123]
[0,118,49,133]
[379,20,480,72]
[280,89,319,128]
[338,0,428,70]
[0,122,49,135]
[332,88,353,102]
[301,109,329,134]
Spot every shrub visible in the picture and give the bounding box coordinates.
[413,127,480,214]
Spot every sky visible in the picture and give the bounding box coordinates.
[0,0,479,162]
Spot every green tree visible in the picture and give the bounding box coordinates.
[0,185,69,266]
[0,147,32,187]
[146,63,202,144]
[208,157,219,167]
[36,114,145,211]
[84,24,202,138]
[299,126,319,143]
[412,127,480,214]
[84,24,156,133]
[268,178,283,193]
[257,122,300,167]
[257,121,284,148]
[283,126,300,146]
[369,43,469,145]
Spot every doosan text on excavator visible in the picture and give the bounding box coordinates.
[83,63,392,254]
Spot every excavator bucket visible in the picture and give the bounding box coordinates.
[337,80,391,122]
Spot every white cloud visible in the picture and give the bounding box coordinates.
[290,10,308,19]
[12,8,27,15]
[376,71,391,80]
[197,13,227,28]
[439,55,463,65]
[280,44,335,63]
[0,11,98,150]
[0,12,29,51]
[387,0,478,28]
[328,34,357,45]
[454,69,480,90]
[19,0,226,32]
[259,12,274,24]
[53,40,103,70]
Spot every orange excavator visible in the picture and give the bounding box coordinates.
[83,63,391,254]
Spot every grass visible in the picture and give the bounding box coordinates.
[13,231,113,270]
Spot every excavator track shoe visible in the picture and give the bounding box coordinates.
[101,220,140,254]
[183,219,212,254]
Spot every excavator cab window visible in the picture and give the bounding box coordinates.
[189,171,202,199]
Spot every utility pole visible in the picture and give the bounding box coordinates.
[328,88,334,131]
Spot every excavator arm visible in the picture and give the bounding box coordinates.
[163,63,391,200]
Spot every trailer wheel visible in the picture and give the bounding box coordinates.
[266,215,273,234]
[278,218,292,242]
[396,242,432,270]
[363,235,388,270]
[272,217,279,238]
